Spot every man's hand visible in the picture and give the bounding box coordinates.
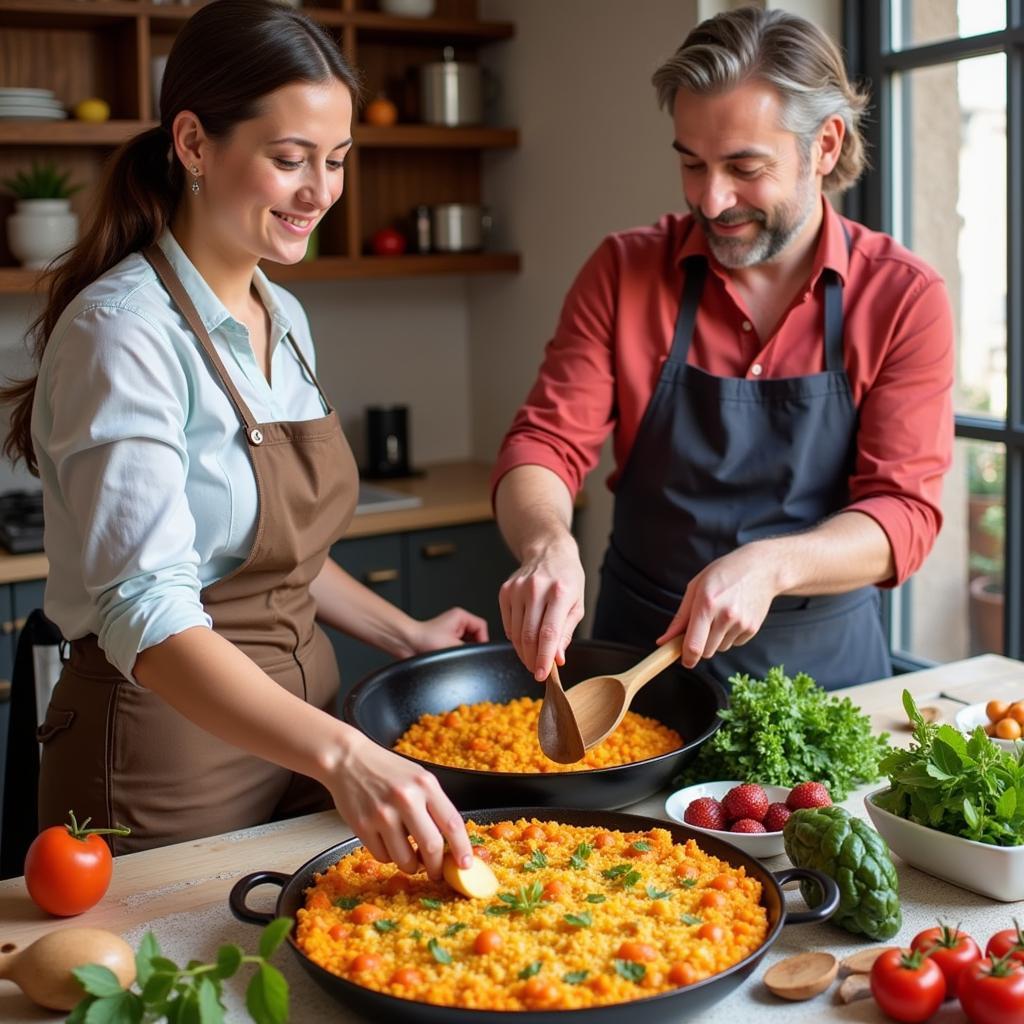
[499,541,585,681]
[657,543,780,668]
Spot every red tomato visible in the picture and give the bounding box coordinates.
[371,227,407,256]
[24,811,130,916]
[910,922,981,997]
[958,955,1024,1024]
[870,948,946,1023]
[986,922,1024,965]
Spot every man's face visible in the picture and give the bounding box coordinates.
[672,80,820,268]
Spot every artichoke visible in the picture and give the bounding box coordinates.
[782,805,901,940]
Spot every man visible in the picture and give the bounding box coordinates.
[492,7,953,691]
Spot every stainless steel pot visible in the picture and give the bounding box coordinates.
[420,46,482,126]
[431,203,491,252]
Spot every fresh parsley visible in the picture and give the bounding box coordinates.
[469,835,485,846]
[621,870,642,888]
[646,884,671,900]
[681,913,703,925]
[523,849,549,872]
[443,922,467,937]
[631,841,651,852]
[675,665,889,799]
[601,864,630,880]
[569,841,593,869]
[614,960,646,983]
[409,929,423,941]
[518,961,542,979]
[678,877,698,889]
[563,970,589,985]
[68,919,292,1024]
[372,919,398,933]
[428,939,452,965]
[585,893,607,904]
[563,911,593,928]
[333,895,360,910]
[420,897,443,909]
[875,690,1024,846]
[490,881,545,916]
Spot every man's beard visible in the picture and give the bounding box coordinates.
[689,168,817,269]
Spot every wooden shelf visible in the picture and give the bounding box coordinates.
[355,124,517,148]
[0,253,520,292]
[0,120,150,146]
[348,11,514,42]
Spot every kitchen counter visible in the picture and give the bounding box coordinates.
[0,654,1016,1022]
[0,460,509,586]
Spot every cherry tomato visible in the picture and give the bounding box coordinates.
[24,810,130,917]
[870,948,946,1023]
[958,954,1024,1024]
[910,921,981,997]
[986,921,1024,965]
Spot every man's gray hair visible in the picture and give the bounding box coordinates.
[652,7,869,194]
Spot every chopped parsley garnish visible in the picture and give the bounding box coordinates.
[621,869,642,888]
[333,895,360,909]
[585,893,607,904]
[681,913,703,926]
[601,864,631,880]
[679,877,698,889]
[428,939,452,965]
[420,898,442,909]
[569,841,593,869]
[614,960,647,983]
[563,912,593,928]
[469,834,485,846]
[563,970,589,985]
[518,961,542,980]
[490,881,544,916]
[443,922,467,937]
[409,929,423,941]
[522,849,549,873]
[631,840,651,852]
[646,884,671,900]
[372,919,398,933]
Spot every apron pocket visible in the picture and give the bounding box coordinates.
[37,706,74,743]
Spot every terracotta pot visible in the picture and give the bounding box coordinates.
[969,574,1003,655]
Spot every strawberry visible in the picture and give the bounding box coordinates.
[762,802,791,832]
[721,783,769,823]
[785,781,832,811]
[683,797,726,831]
[730,818,767,833]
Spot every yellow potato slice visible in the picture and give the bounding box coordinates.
[442,852,499,899]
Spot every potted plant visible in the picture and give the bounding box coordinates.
[967,443,1004,576]
[2,160,82,269]
[969,502,1004,655]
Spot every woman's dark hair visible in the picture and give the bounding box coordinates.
[2,0,361,473]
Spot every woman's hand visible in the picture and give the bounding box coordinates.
[406,607,489,654]
[328,729,474,880]
[499,539,586,681]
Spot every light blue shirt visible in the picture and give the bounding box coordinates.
[32,229,328,681]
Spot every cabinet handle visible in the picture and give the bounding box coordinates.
[1,617,25,636]
[422,542,457,559]
[364,568,400,584]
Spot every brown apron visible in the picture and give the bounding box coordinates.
[37,244,358,854]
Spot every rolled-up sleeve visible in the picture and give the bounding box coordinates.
[846,277,954,585]
[44,305,212,680]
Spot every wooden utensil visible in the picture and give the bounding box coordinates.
[763,951,838,1000]
[0,927,136,1011]
[565,635,685,751]
[537,662,586,764]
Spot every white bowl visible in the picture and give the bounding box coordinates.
[955,702,1022,752]
[664,780,790,858]
[864,787,1024,901]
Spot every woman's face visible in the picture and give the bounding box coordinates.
[199,79,353,266]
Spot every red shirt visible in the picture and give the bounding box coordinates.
[492,199,954,587]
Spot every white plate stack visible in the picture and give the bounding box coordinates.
[0,88,67,121]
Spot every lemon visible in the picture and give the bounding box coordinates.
[74,98,110,123]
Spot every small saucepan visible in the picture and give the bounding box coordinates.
[230,807,838,1024]
[341,641,728,810]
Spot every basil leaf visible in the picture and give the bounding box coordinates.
[213,944,243,979]
[585,893,607,903]
[443,923,467,937]
[245,963,289,1024]
[601,864,630,879]
[81,991,144,1024]
[196,976,224,1024]
[135,932,161,989]
[258,918,293,960]
[373,919,398,933]
[681,913,703,925]
[563,970,589,984]
[563,912,592,928]
[646,884,671,900]
[518,961,542,979]
[72,965,124,998]
[631,841,651,852]
[334,895,360,910]
[428,939,452,965]
[614,960,646,983]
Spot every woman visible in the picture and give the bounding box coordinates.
[0,0,483,879]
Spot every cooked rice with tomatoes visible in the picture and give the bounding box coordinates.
[393,697,683,772]
[295,819,769,1011]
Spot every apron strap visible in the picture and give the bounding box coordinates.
[143,244,262,439]
[283,333,332,416]
[823,222,853,374]
[667,256,707,364]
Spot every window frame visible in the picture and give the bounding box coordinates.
[845,0,1024,668]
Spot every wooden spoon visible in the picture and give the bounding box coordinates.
[0,927,136,1011]
[566,635,685,751]
[763,951,838,1000]
[537,662,586,764]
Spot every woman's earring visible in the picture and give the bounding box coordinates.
[190,165,200,195]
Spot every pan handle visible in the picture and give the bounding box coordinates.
[772,867,840,925]
[229,870,289,925]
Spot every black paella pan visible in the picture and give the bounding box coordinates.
[341,641,728,809]
[230,807,838,1024]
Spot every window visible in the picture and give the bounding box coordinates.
[847,0,1022,665]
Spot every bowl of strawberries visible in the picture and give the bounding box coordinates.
[663,780,833,858]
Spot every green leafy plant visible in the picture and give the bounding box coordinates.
[2,159,83,200]
[68,917,293,1024]
[676,665,889,799]
[968,443,1005,497]
[970,503,1005,585]
[875,690,1024,846]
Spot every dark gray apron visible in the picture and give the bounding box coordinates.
[592,241,891,690]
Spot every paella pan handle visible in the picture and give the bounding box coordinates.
[772,867,840,925]
[229,871,289,925]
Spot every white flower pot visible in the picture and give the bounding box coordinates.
[6,198,79,269]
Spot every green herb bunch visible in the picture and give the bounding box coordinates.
[875,690,1024,846]
[2,159,83,200]
[68,918,293,1024]
[676,665,889,799]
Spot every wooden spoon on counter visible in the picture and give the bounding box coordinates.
[566,635,685,751]
[537,662,586,764]
[0,927,136,1011]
